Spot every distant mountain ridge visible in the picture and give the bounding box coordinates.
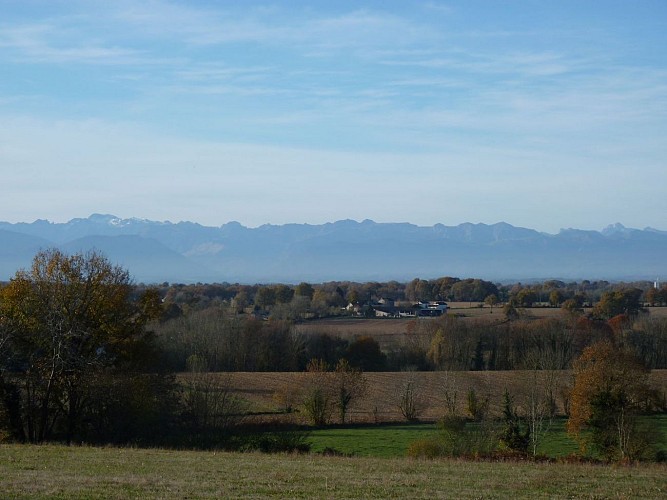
[0,214,665,283]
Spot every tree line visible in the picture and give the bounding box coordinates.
[154,308,667,373]
[146,277,666,322]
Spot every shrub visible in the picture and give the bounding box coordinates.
[407,416,499,459]
[407,439,444,459]
[498,390,529,454]
[232,422,311,453]
[439,416,498,458]
[253,430,311,453]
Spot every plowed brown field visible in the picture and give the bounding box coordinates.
[217,370,667,424]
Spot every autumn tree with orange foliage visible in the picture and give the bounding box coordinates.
[567,341,661,461]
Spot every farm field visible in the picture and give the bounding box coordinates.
[225,370,667,424]
[2,444,667,499]
[294,306,667,350]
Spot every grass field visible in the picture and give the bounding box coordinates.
[309,423,442,458]
[2,443,667,499]
[307,420,580,459]
[307,415,667,459]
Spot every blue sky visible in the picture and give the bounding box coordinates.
[1,1,666,232]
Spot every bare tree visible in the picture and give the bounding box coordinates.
[520,368,554,456]
[333,359,367,424]
[182,355,245,433]
[301,359,333,426]
[441,370,459,417]
[397,376,426,422]
[520,320,573,456]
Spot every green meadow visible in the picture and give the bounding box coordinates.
[308,415,667,459]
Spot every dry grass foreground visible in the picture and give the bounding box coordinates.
[227,370,667,423]
[1,444,666,499]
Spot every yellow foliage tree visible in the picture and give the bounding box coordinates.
[0,249,161,443]
[567,341,658,460]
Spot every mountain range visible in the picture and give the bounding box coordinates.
[0,214,665,284]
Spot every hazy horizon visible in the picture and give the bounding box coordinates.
[2,212,666,235]
[2,212,666,284]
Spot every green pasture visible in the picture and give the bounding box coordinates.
[309,423,441,458]
[308,420,579,458]
[308,415,667,459]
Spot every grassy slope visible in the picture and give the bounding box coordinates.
[2,444,666,499]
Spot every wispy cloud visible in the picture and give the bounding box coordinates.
[0,22,145,64]
[1,1,665,231]
[113,2,438,55]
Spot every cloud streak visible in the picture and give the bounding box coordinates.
[1,1,665,232]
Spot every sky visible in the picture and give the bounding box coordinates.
[1,1,666,233]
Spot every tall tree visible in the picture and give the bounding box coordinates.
[254,287,276,308]
[484,294,498,313]
[0,249,160,443]
[294,282,315,299]
[567,341,659,461]
[274,284,294,304]
[593,289,643,319]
